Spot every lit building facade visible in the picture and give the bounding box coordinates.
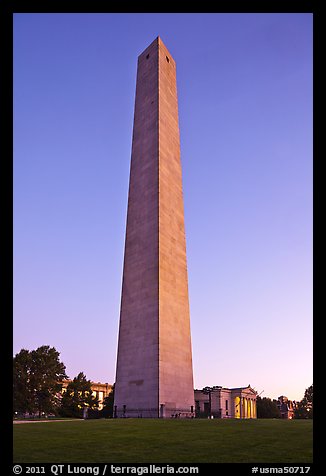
[195,385,257,418]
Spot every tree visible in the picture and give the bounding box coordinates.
[256,396,281,418]
[13,349,34,414]
[101,384,115,418]
[59,372,99,418]
[29,346,67,417]
[303,384,313,418]
[294,384,313,419]
[13,346,67,416]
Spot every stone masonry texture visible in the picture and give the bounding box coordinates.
[114,37,194,418]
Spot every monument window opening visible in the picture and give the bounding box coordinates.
[225,400,228,410]
[146,54,150,59]
[166,55,170,63]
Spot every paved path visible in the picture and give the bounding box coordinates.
[13,419,84,424]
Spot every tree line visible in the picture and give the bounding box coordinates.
[254,385,313,419]
[13,345,114,418]
[13,345,312,419]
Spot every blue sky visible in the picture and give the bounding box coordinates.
[13,13,312,401]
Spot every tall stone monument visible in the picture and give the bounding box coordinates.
[114,37,194,418]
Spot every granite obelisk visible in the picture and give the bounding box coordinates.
[114,37,194,418]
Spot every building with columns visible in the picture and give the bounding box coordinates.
[195,385,257,418]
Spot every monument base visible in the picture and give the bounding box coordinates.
[114,405,195,419]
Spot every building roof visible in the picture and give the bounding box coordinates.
[195,385,257,394]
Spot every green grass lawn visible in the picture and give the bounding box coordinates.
[13,418,313,463]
